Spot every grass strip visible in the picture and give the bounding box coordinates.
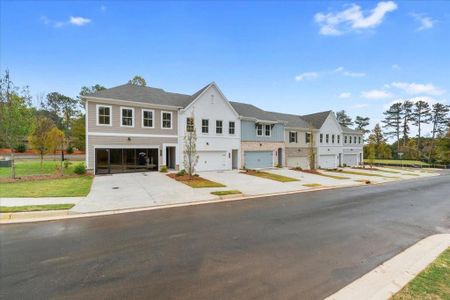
[0,204,74,213]
[211,190,242,196]
[167,174,225,188]
[303,183,322,187]
[327,170,391,178]
[245,171,298,182]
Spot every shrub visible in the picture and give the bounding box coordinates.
[14,143,27,153]
[66,146,74,154]
[193,173,199,177]
[63,160,72,169]
[176,169,187,176]
[73,163,86,175]
[160,165,168,173]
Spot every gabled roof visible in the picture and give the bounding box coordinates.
[341,125,363,134]
[87,83,210,108]
[300,110,332,129]
[266,111,311,129]
[229,101,279,122]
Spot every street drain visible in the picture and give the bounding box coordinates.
[112,186,119,189]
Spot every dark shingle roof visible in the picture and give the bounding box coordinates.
[87,83,212,108]
[341,125,363,134]
[267,111,311,128]
[300,111,332,129]
[229,101,278,122]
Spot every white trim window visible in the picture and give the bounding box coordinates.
[142,109,154,128]
[186,117,194,132]
[120,107,134,127]
[265,124,271,137]
[353,136,357,144]
[358,136,361,144]
[216,120,223,134]
[256,124,263,136]
[331,134,335,144]
[326,134,329,143]
[202,119,209,134]
[337,135,340,144]
[96,104,112,126]
[320,133,323,143]
[289,131,297,143]
[229,121,235,135]
[161,111,172,129]
[305,132,311,144]
[344,135,348,144]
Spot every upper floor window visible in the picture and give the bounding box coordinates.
[162,111,172,129]
[229,121,235,135]
[358,136,361,144]
[216,120,223,134]
[289,131,297,143]
[265,124,271,136]
[121,107,134,127]
[337,135,340,144]
[305,132,311,144]
[186,117,194,132]
[97,105,111,126]
[142,109,154,128]
[344,136,348,144]
[320,134,323,143]
[202,119,209,133]
[326,134,329,143]
[331,134,335,144]
[256,124,263,136]
[353,136,357,144]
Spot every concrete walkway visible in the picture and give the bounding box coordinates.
[326,234,450,300]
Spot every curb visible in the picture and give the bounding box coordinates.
[325,234,450,300]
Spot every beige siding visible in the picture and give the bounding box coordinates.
[87,100,178,135]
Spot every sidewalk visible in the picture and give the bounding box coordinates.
[325,234,450,300]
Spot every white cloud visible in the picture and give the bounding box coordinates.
[383,96,441,109]
[410,13,435,31]
[295,72,319,81]
[41,15,91,28]
[361,89,393,99]
[314,1,398,36]
[339,92,352,98]
[69,16,91,26]
[334,66,366,77]
[391,82,445,95]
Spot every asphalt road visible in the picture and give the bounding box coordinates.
[1,172,449,300]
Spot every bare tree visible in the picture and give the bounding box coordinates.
[183,116,199,176]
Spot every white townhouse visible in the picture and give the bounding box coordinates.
[178,83,241,171]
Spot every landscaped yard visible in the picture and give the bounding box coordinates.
[0,204,75,213]
[364,159,430,167]
[0,176,93,197]
[243,170,298,182]
[167,174,225,188]
[295,169,349,180]
[327,169,393,178]
[391,247,450,300]
[0,159,81,178]
[211,190,242,196]
[303,183,321,187]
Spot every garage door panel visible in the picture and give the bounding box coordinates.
[244,151,273,169]
[197,151,227,171]
[343,154,358,166]
[319,154,336,169]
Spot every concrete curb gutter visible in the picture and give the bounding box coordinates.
[325,234,450,300]
[0,183,365,224]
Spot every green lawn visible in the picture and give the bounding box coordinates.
[0,176,93,197]
[167,174,226,188]
[327,169,391,178]
[364,159,430,166]
[211,190,242,196]
[392,247,450,300]
[303,183,322,187]
[0,160,80,178]
[296,169,349,179]
[0,204,75,213]
[245,171,298,182]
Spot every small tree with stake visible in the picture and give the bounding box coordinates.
[45,127,65,175]
[183,116,199,177]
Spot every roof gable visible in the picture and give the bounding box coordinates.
[300,111,332,129]
[230,101,279,122]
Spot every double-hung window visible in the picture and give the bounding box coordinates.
[344,136,347,144]
[326,134,329,143]
[256,124,263,136]
[216,120,223,134]
[202,119,209,133]
[306,132,311,144]
[331,134,335,144]
[358,136,361,144]
[337,135,340,144]
[229,121,235,135]
[289,131,297,143]
[121,107,134,127]
[97,105,111,126]
[265,124,271,136]
[162,111,172,129]
[353,136,357,144]
[186,117,194,132]
[142,109,154,128]
[320,134,323,143]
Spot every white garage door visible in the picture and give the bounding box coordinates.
[287,157,310,169]
[343,154,358,166]
[319,154,337,169]
[196,151,227,171]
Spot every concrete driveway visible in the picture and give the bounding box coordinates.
[71,172,218,213]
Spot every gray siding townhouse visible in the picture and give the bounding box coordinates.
[230,102,285,169]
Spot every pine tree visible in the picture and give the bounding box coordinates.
[354,116,370,136]
[382,102,402,157]
[336,110,353,127]
[401,100,414,146]
[412,100,431,153]
[428,103,450,162]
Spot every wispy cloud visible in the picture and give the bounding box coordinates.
[334,66,366,77]
[361,89,393,99]
[314,1,398,36]
[383,96,442,109]
[41,15,91,28]
[410,13,435,31]
[351,103,369,109]
[391,82,445,95]
[295,72,319,81]
[339,92,352,99]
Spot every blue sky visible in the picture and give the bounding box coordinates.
[1,1,449,133]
